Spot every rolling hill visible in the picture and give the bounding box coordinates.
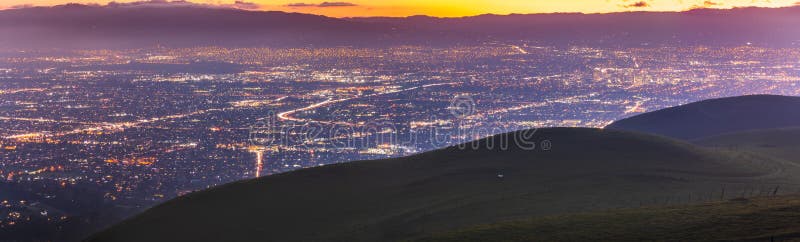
[606,95,800,140]
[88,128,800,241]
[696,127,800,165]
[420,195,800,241]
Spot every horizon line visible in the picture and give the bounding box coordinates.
[1,2,798,19]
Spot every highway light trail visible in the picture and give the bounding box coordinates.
[4,109,216,141]
[511,45,529,54]
[0,116,99,125]
[623,100,646,114]
[3,97,289,141]
[277,82,457,125]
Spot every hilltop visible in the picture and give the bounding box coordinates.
[606,95,800,140]
[88,128,800,241]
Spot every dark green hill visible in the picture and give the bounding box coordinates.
[696,127,800,165]
[606,95,800,140]
[420,195,800,241]
[88,128,800,242]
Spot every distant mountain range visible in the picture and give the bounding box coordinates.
[2,4,800,49]
[88,94,800,241]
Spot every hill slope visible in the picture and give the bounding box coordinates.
[88,128,800,241]
[696,127,800,165]
[420,195,800,241]
[606,95,800,140]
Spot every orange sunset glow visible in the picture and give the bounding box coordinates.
[2,0,798,17]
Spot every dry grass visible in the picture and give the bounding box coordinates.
[420,195,800,241]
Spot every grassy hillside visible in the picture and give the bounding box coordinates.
[419,195,800,241]
[697,127,800,165]
[606,95,800,140]
[88,128,800,241]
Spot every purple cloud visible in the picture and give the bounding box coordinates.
[623,1,650,8]
[10,4,35,9]
[286,2,358,7]
[228,1,260,10]
[286,3,317,7]
[318,2,357,7]
[104,0,260,10]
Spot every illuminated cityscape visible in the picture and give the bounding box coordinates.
[2,43,800,238]
[3,0,800,239]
